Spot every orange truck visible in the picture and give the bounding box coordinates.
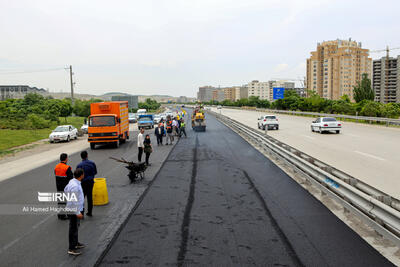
[88,101,129,149]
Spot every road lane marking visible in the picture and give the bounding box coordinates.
[354,151,385,161]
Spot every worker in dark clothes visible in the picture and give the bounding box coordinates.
[77,151,97,217]
[54,153,73,220]
[154,123,165,145]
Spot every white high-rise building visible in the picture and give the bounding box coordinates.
[246,80,270,100]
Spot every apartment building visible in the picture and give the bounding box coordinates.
[246,80,270,100]
[239,86,248,99]
[373,55,400,103]
[197,86,215,102]
[212,89,225,102]
[306,39,372,101]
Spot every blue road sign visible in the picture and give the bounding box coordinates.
[273,87,285,100]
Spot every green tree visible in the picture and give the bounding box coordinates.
[353,73,374,103]
[59,100,73,122]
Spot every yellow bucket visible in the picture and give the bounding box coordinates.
[92,178,109,205]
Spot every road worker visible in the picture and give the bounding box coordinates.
[54,153,73,220]
[166,116,174,145]
[179,119,187,138]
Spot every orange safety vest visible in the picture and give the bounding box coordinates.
[54,162,70,177]
[166,121,172,129]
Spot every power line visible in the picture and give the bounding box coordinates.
[0,67,67,75]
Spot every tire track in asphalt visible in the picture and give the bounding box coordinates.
[242,170,305,267]
[177,134,198,266]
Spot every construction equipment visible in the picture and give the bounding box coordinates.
[191,105,206,132]
[110,157,147,183]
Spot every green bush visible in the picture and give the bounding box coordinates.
[26,114,52,129]
[360,101,383,117]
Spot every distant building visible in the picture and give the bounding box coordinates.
[240,86,248,99]
[223,87,239,101]
[212,89,225,102]
[294,87,307,98]
[373,55,400,103]
[0,85,46,101]
[246,80,270,100]
[198,86,215,102]
[111,95,139,109]
[306,38,372,101]
[177,96,188,103]
[268,80,295,100]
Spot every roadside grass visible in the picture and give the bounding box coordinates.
[0,117,85,154]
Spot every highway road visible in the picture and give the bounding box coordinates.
[100,111,392,266]
[211,107,400,199]
[0,127,175,266]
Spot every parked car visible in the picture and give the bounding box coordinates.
[138,114,154,129]
[129,113,137,123]
[153,115,162,124]
[80,123,88,134]
[311,117,342,134]
[257,115,279,130]
[49,125,78,143]
[217,105,222,109]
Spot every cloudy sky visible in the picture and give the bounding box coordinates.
[0,0,399,97]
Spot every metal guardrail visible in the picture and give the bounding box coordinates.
[209,110,400,247]
[206,105,400,126]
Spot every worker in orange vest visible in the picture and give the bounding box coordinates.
[54,153,74,220]
[165,116,174,145]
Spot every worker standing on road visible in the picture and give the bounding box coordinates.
[179,119,187,138]
[76,151,97,217]
[154,123,165,145]
[65,168,85,256]
[143,134,153,166]
[137,128,145,162]
[172,117,179,137]
[54,153,73,220]
[166,116,173,145]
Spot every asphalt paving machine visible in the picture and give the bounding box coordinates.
[191,105,206,132]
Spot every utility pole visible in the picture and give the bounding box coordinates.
[69,65,74,105]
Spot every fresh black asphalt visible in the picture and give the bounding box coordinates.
[0,128,174,266]
[100,111,393,266]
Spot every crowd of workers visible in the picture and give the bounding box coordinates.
[55,112,187,256]
[154,114,187,146]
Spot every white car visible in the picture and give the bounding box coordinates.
[217,105,222,109]
[257,115,279,130]
[153,115,162,124]
[80,124,88,134]
[311,117,342,134]
[49,125,78,143]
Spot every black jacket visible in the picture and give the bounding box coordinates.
[155,126,165,136]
